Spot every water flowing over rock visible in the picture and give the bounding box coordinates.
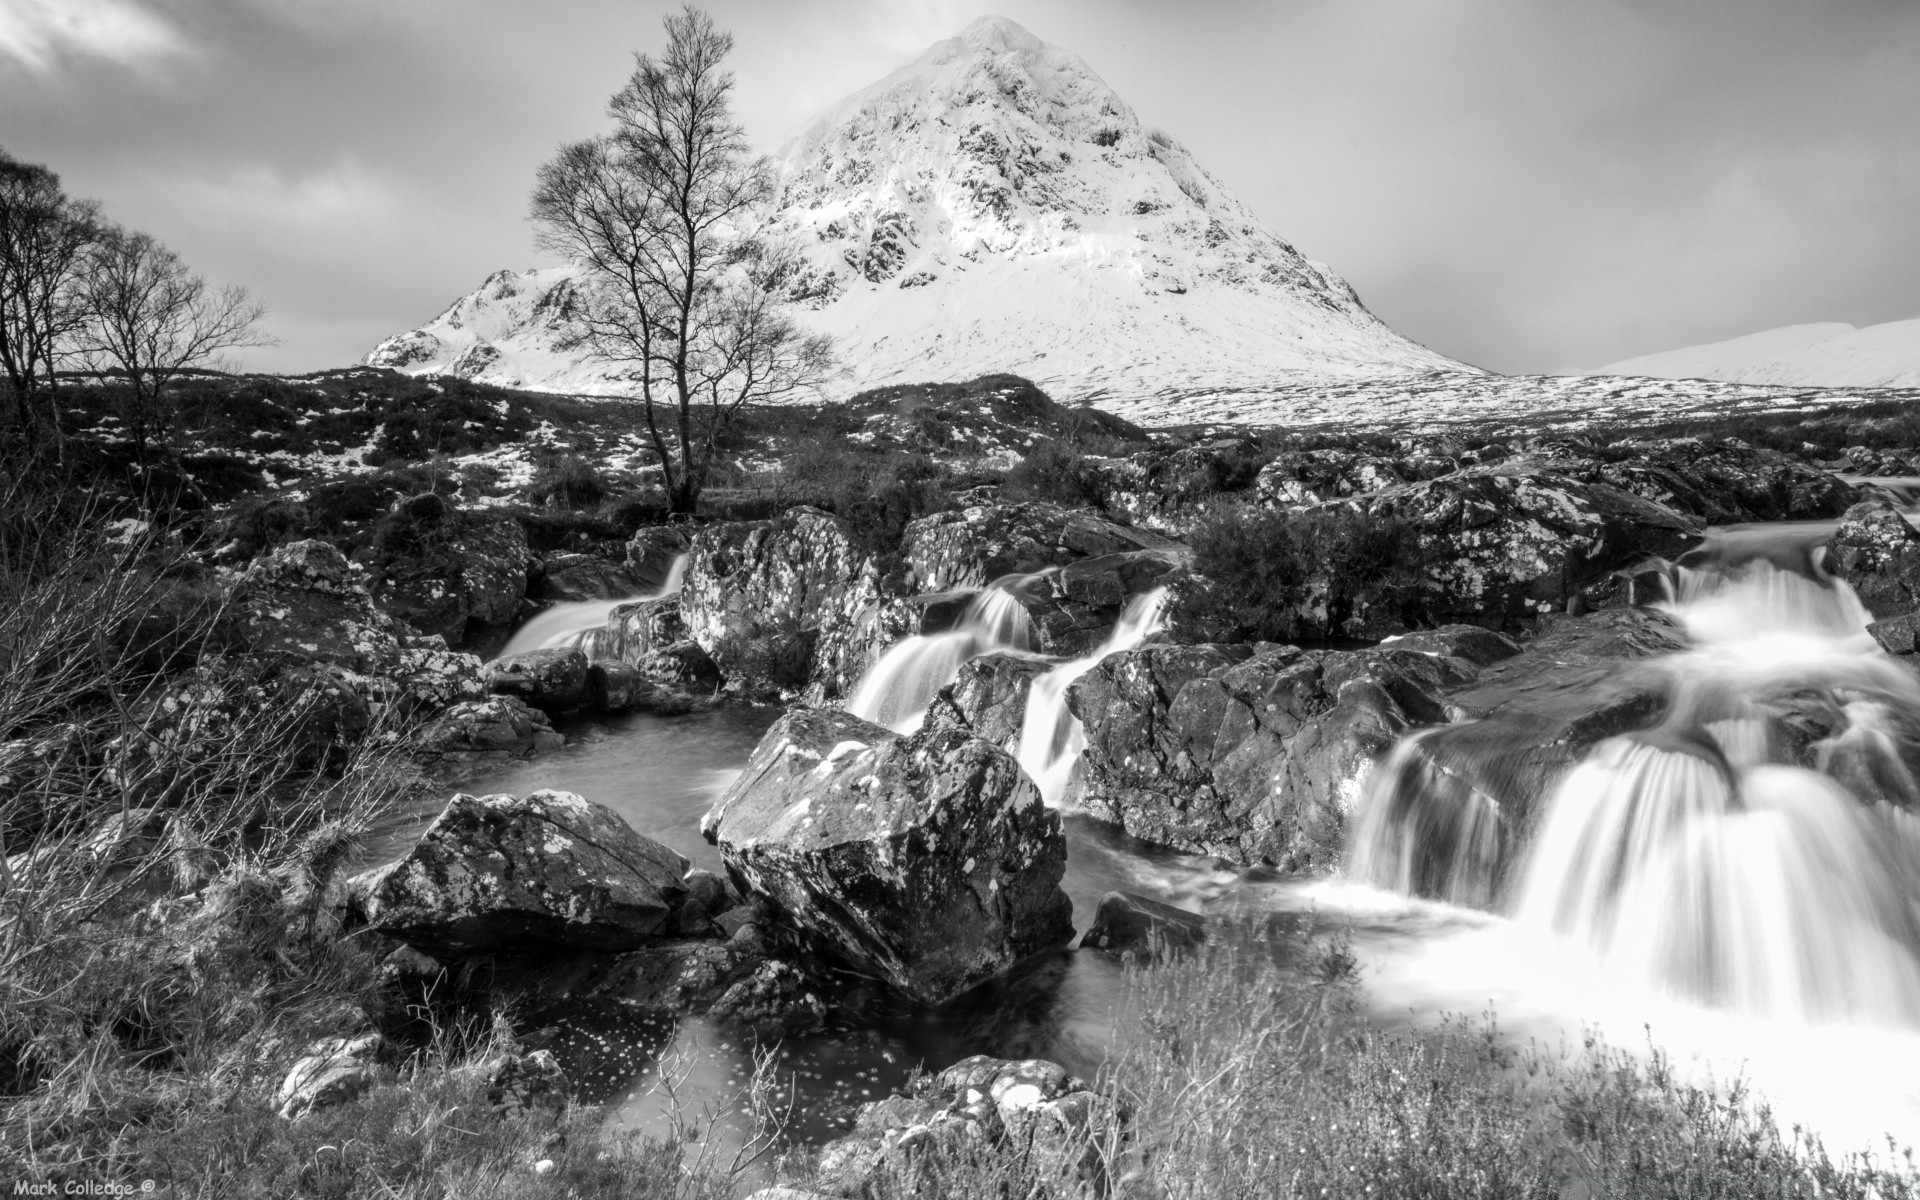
[1070,639,1475,868]
[847,585,1036,733]
[702,708,1074,1007]
[680,508,882,699]
[353,790,690,954]
[924,652,1054,752]
[1018,589,1169,806]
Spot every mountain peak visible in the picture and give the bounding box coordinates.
[954,15,1047,54]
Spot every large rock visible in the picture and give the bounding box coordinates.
[486,646,589,713]
[702,709,1074,1006]
[1333,459,1702,630]
[228,539,486,716]
[901,502,1179,594]
[924,653,1054,752]
[1582,438,1857,524]
[534,552,646,602]
[1070,642,1479,868]
[368,500,532,651]
[1079,892,1206,958]
[415,695,565,763]
[1824,500,1920,619]
[680,508,882,698]
[353,790,690,953]
[625,525,692,589]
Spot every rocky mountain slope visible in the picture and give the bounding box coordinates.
[1599,317,1920,389]
[366,16,1465,425]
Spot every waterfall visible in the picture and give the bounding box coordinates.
[1347,522,1920,1025]
[1016,588,1168,807]
[846,583,1037,734]
[495,553,687,659]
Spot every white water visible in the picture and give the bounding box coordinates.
[495,554,686,659]
[1017,588,1168,807]
[846,583,1037,733]
[1340,523,1920,1156]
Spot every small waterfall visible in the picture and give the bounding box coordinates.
[1347,521,1920,1026]
[1017,588,1168,807]
[846,583,1037,734]
[495,553,687,659]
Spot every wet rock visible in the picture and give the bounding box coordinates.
[924,653,1053,752]
[487,646,590,713]
[703,708,1074,1007]
[1382,624,1525,667]
[708,959,830,1036]
[416,695,565,763]
[587,659,643,713]
[353,790,690,954]
[1870,612,1920,656]
[1071,642,1476,868]
[626,525,692,589]
[1335,459,1702,629]
[598,595,686,663]
[902,501,1179,594]
[277,1033,387,1119]
[680,508,882,699]
[534,552,645,602]
[816,1055,1119,1193]
[1825,501,1920,619]
[1079,891,1206,957]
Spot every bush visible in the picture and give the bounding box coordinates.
[1171,502,1431,642]
[1003,438,1108,508]
[528,454,609,510]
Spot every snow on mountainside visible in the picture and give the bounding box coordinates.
[1598,318,1920,389]
[365,16,1465,424]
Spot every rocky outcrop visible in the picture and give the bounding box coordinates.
[533,552,645,602]
[353,790,690,954]
[816,1056,1121,1193]
[415,695,565,763]
[368,501,532,651]
[1087,438,1267,533]
[625,526,691,589]
[1824,500,1920,619]
[924,653,1053,752]
[1582,438,1857,524]
[1256,448,1409,508]
[1070,641,1479,868]
[680,508,881,699]
[901,502,1179,594]
[1079,892,1205,958]
[703,709,1074,1006]
[1334,460,1701,630]
[227,539,486,716]
[486,646,589,713]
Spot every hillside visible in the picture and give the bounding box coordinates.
[1599,317,1920,388]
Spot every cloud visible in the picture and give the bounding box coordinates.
[0,0,188,74]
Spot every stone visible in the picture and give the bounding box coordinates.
[588,659,644,713]
[923,652,1054,752]
[277,1033,386,1119]
[1070,642,1474,869]
[626,525,692,590]
[1255,449,1407,508]
[369,506,532,651]
[1079,891,1206,957]
[680,508,881,698]
[1380,624,1526,667]
[535,552,646,602]
[352,790,690,954]
[703,708,1074,1007]
[1825,501,1920,619]
[487,646,590,713]
[1870,612,1920,656]
[1583,437,1857,524]
[415,695,565,763]
[484,1049,568,1115]
[901,501,1180,594]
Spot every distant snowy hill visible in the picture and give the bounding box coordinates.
[365,16,1465,425]
[1598,318,1920,389]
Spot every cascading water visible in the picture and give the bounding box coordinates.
[1350,521,1920,1027]
[495,554,687,659]
[846,581,1038,733]
[1017,588,1167,806]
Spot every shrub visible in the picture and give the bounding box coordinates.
[528,454,609,510]
[1171,501,1431,642]
[1003,438,1108,508]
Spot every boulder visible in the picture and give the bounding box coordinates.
[487,646,590,713]
[1255,449,1407,508]
[1824,501,1920,619]
[703,709,1074,1006]
[1079,892,1206,957]
[1870,612,1920,656]
[924,653,1054,752]
[1334,459,1702,630]
[534,552,646,602]
[353,790,690,953]
[596,595,687,663]
[415,695,565,763]
[1070,642,1477,868]
[277,1034,387,1119]
[626,525,692,587]
[901,502,1180,594]
[369,503,532,651]
[587,659,644,713]
[679,508,882,698]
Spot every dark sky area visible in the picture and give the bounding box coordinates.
[4,0,1918,377]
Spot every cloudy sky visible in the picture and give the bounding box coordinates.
[4,0,1917,377]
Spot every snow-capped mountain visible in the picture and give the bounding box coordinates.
[365,16,1465,424]
[1597,318,1920,389]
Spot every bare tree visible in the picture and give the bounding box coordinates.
[0,151,98,458]
[73,227,271,461]
[530,5,832,515]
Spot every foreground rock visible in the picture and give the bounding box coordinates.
[486,646,589,713]
[703,709,1074,1006]
[354,790,689,954]
[816,1056,1121,1193]
[1825,500,1920,619]
[1079,892,1206,958]
[277,1033,388,1120]
[415,695,565,763]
